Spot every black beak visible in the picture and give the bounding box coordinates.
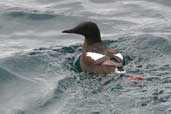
[62,28,75,33]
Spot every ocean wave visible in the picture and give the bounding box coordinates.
[1,37,170,82]
[1,37,171,114]
[0,0,171,114]
[0,66,18,81]
[3,9,57,20]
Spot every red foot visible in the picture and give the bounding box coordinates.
[128,75,144,80]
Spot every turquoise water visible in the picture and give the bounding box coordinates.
[0,0,171,114]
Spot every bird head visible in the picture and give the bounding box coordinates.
[62,22,102,43]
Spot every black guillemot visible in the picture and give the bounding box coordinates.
[62,22,126,74]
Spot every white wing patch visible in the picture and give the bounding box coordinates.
[114,53,123,60]
[86,52,124,61]
[86,52,105,61]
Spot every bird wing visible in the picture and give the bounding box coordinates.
[106,48,119,55]
[106,48,123,63]
[101,59,123,67]
[85,52,123,67]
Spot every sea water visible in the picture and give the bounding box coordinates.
[0,0,171,114]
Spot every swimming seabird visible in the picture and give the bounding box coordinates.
[62,22,125,74]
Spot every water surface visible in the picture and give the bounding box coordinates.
[0,0,171,114]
